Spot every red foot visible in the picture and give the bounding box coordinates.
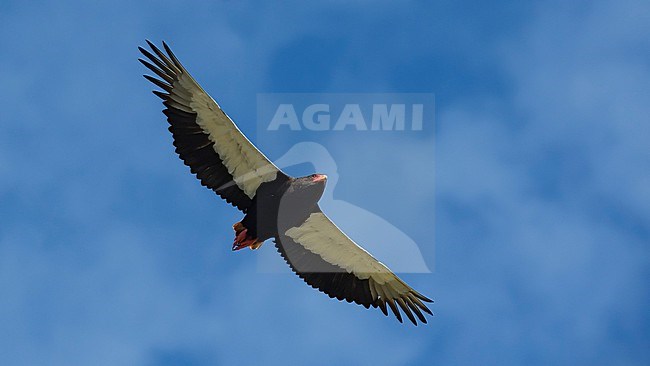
[232,222,263,251]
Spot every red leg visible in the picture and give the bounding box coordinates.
[232,222,263,251]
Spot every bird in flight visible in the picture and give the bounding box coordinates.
[138,41,433,325]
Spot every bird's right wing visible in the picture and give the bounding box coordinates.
[139,41,287,212]
[275,207,433,325]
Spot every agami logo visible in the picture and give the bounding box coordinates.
[258,93,434,132]
[267,103,425,131]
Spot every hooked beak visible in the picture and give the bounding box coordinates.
[312,174,328,183]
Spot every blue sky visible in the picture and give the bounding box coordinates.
[1,0,649,365]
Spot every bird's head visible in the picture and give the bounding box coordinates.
[304,173,327,191]
[310,173,328,183]
[307,174,328,195]
[289,173,328,202]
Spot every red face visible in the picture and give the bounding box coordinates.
[311,174,328,183]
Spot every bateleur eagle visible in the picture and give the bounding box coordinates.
[138,41,433,325]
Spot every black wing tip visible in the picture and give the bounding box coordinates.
[161,41,172,55]
[421,305,433,316]
[137,58,158,72]
[140,40,184,75]
[143,73,163,83]
[415,292,434,303]
[139,40,170,62]
[376,300,388,316]
[397,298,418,325]
[375,293,434,325]
[138,41,157,58]
[162,41,183,69]
[144,39,161,53]
[152,90,168,100]
[386,300,403,323]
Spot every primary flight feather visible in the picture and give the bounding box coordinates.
[139,41,433,325]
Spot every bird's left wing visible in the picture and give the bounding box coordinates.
[275,207,433,325]
[139,41,286,212]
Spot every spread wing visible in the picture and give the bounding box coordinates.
[139,41,287,212]
[275,207,433,325]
